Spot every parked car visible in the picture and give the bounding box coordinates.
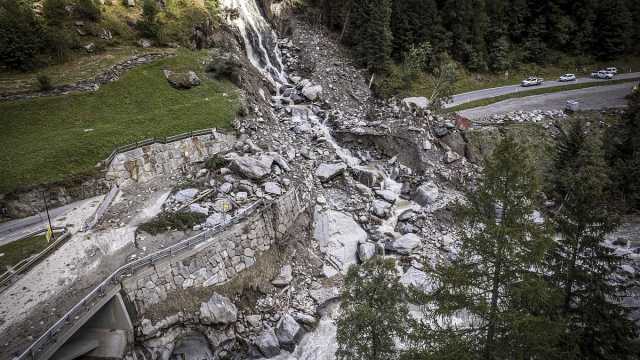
[559,73,577,82]
[521,77,544,87]
[606,67,618,74]
[591,70,614,79]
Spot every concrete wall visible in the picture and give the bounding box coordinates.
[105,130,235,185]
[121,185,310,316]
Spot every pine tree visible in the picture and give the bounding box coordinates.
[606,89,640,211]
[412,136,563,359]
[549,119,637,359]
[336,256,410,360]
[595,0,632,59]
[350,0,393,72]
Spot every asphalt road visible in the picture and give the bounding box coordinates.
[446,72,640,108]
[459,82,637,120]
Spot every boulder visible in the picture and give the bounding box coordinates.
[272,264,293,286]
[444,150,462,163]
[205,212,224,227]
[264,182,282,195]
[189,203,209,215]
[315,162,347,182]
[227,154,274,180]
[219,182,233,194]
[313,209,367,272]
[351,166,380,187]
[175,188,199,203]
[400,267,432,293]
[255,328,280,358]
[83,42,95,53]
[390,233,421,255]
[275,314,302,349]
[138,38,151,48]
[163,70,201,89]
[376,189,398,203]
[267,152,291,172]
[401,97,429,110]
[309,286,340,307]
[358,242,377,261]
[441,132,466,157]
[126,0,135,6]
[371,199,391,218]
[199,293,237,325]
[301,85,323,101]
[414,182,439,206]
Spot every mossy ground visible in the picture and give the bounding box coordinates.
[0,234,49,270]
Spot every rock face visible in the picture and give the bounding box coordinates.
[414,182,439,206]
[164,70,201,89]
[275,314,302,349]
[315,162,347,182]
[313,209,367,272]
[255,328,280,357]
[227,154,273,180]
[390,233,421,255]
[199,293,237,325]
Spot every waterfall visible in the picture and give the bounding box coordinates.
[221,0,288,85]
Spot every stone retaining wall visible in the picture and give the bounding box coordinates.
[105,130,235,185]
[121,185,311,316]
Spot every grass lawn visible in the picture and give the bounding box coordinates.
[0,234,48,270]
[447,78,640,112]
[0,49,239,193]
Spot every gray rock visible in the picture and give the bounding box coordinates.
[358,242,376,261]
[444,150,462,163]
[315,162,347,182]
[390,233,422,255]
[302,85,323,101]
[414,182,439,206]
[272,264,293,286]
[371,199,391,218]
[275,314,302,348]
[205,212,223,227]
[267,152,291,172]
[401,97,428,110]
[219,182,233,194]
[313,209,367,272]
[309,287,340,307]
[376,189,398,203]
[423,139,433,150]
[126,0,135,6]
[264,182,282,195]
[189,203,209,215]
[83,42,95,53]
[398,209,415,221]
[433,126,449,138]
[175,188,199,203]
[235,192,248,202]
[352,166,380,187]
[227,154,274,180]
[255,328,280,358]
[246,315,262,328]
[199,293,237,325]
[400,267,432,293]
[164,70,201,90]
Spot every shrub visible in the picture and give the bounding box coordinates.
[204,154,228,171]
[137,0,160,39]
[45,27,75,63]
[43,0,68,25]
[37,75,53,91]
[0,1,47,71]
[138,211,207,235]
[75,0,101,21]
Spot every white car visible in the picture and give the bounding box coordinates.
[591,70,614,79]
[559,74,577,82]
[521,77,544,87]
[606,67,618,74]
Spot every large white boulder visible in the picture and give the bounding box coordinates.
[275,314,302,349]
[227,154,274,180]
[315,162,347,182]
[400,267,432,293]
[402,97,429,110]
[390,233,422,255]
[302,84,323,101]
[313,209,367,272]
[414,182,439,206]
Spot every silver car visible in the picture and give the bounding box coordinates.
[521,77,544,87]
[559,74,577,82]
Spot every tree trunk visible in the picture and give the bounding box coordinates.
[564,246,578,313]
[484,258,502,360]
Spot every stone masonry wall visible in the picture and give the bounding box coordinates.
[105,130,235,186]
[121,185,311,316]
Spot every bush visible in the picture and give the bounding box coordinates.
[137,0,160,39]
[204,154,228,171]
[37,75,53,91]
[45,27,75,63]
[75,0,101,21]
[0,1,47,71]
[138,211,207,235]
[43,0,68,25]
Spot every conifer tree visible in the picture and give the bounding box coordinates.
[410,136,563,360]
[336,256,409,360]
[350,0,392,72]
[548,119,637,359]
[595,0,632,59]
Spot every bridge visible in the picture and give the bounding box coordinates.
[14,185,309,360]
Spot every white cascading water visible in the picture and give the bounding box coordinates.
[221,0,288,85]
